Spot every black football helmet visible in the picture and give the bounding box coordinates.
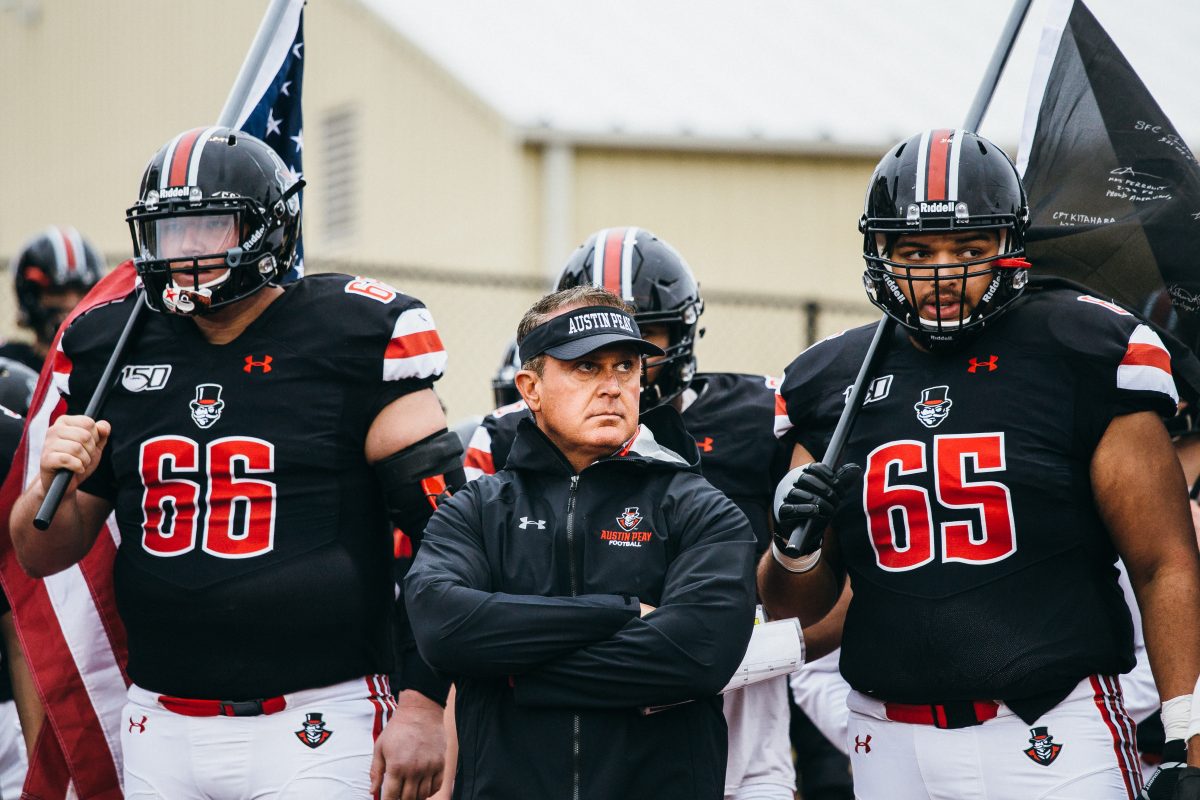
[861,129,1030,350]
[0,357,37,415]
[126,127,303,315]
[556,227,703,410]
[491,339,521,408]
[11,226,105,344]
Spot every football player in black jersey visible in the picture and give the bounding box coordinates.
[465,228,809,800]
[2,226,105,371]
[762,129,1200,800]
[10,128,462,800]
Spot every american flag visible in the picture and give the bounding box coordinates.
[232,0,306,281]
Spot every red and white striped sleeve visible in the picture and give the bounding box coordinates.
[463,424,496,481]
[1116,324,1178,404]
[384,305,447,383]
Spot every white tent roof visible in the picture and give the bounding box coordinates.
[361,0,1199,154]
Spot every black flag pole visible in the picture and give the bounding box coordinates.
[32,300,147,529]
[33,0,298,531]
[783,0,1035,557]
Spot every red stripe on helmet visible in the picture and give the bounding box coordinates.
[925,128,954,202]
[168,128,205,188]
[602,228,626,294]
[58,227,78,272]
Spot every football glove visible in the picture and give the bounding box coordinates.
[1140,740,1200,800]
[773,462,862,556]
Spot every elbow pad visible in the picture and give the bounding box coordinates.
[375,429,465,545]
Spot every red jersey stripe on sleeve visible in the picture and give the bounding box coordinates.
[1119,343,1171,373]
[1116,324,1177,403]
[384,307,447,382]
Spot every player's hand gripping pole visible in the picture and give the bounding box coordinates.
[783,317,890,557]
[33,294,147,530]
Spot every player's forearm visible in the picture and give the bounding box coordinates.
[756,549,841,626]
[9,482,96,577]
[1136,562,1200,702]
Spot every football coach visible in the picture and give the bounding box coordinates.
[406,285,757,800]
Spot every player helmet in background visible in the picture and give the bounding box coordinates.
[11,226,105,343]
[861,129,1030,350]
[126,127,303,315]
[557,227,703,411]
[0,357,37,415]
[491,340,521,408]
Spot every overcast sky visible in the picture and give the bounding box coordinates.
[362,0,1198,155]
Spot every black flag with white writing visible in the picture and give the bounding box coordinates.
[1017,0,1200,358]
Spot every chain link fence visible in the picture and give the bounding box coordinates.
[315,259,877,422]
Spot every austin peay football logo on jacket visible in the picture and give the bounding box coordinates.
[616,507,643,532]
[599,507,652,548]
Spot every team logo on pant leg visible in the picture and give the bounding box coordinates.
[914,386,953,428]
[189,383,225,429]
[295,712,333,749]
[616,507,643,532]
[1023,726,1063,766]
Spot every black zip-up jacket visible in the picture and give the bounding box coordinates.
[406,406,757,800]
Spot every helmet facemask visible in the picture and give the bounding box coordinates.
[636,301,702,411]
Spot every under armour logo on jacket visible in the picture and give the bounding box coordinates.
[518,517,545,530]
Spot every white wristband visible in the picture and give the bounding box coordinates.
[770,541,822,573]
[1163,694,1192,741]
[1190,675,1200,740]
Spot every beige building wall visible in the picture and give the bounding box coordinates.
[0,0,879,419]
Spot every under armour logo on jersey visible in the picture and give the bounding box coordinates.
[696,436,714,453]
[518,517,546,530]
[967,355,998,373]
[244,355,273,373]
[854,734,871,754]
[1023,727,1063,766]
[128,715,147,734]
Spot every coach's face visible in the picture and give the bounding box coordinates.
[520,344,641,472]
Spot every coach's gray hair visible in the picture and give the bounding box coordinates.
[515,286,634,376]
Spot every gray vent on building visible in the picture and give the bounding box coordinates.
[321,106,358,243]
